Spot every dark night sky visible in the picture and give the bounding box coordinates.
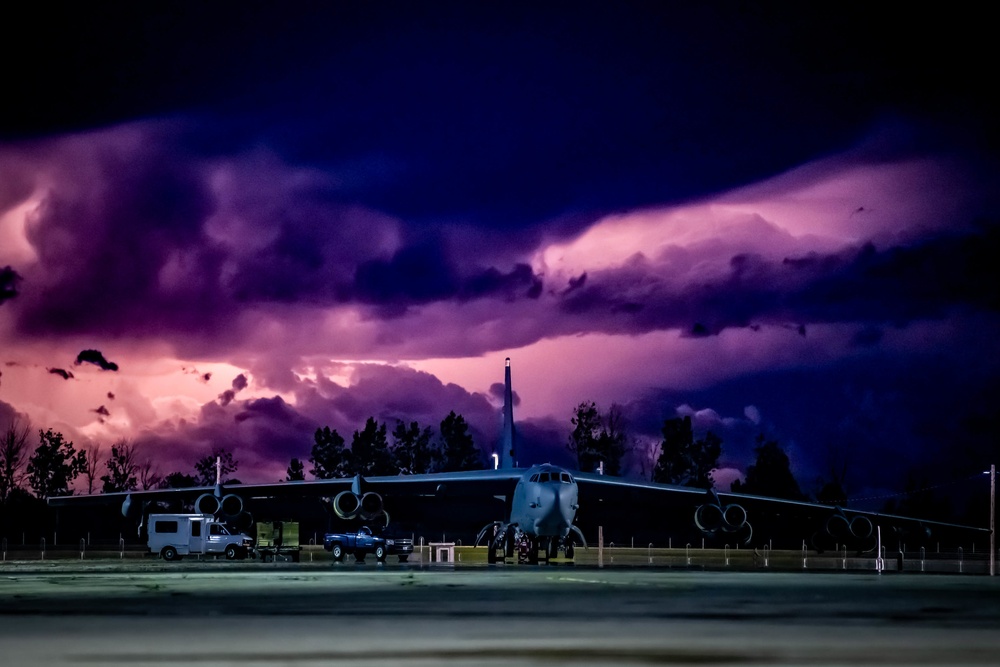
[1,2,997,510]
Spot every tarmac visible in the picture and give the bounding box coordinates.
[1,560,999,666]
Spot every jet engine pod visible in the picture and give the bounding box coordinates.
[694,503,724,533]
[850,516,873,540]
[121,493,134,518]
[359,491,384,520]
[195,493,221,515]
[333,490,360,519]
[230,511,254,532]
[220,493,244,518]
[721,504,747,532]
[825,514,851,541]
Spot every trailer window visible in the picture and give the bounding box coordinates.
[153,521,178,534]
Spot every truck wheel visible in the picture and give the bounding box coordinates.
[225,544,239,560]
[375,545,386,561]
[161,546,179,562]
[331,544,344,561]
[398,555,409,563]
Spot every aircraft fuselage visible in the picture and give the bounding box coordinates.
[509,464,579,538]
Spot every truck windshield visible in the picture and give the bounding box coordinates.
[209,524,231,536]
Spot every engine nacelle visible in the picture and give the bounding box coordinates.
[220,493,243,518]
[694,502,749,538]
[333,490,361,519]
[121,493,134,518]
[195,493,221,515]
[359,492,384,520]
[694,503,724,533]
[850,516,873,540]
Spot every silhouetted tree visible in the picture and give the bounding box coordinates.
[815,440,851,505]
[286,457,305,481]
[352,418,394,476]
[194,449,238,485]
[159,472,199,489]
[0,420,30,502]
[137,458,162,490]
[27,429,86,498]
[731,434,805,500]
[392,420,439,474]
[82,443,102,494]
[567,402,629,474]
[101,439,139,492]
[652,416,721,489]
[439,411,480,471]
[310,426,352,478]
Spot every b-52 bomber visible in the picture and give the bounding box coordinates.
[49,359,987,561]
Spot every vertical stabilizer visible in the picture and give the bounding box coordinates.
[499,357,517,469]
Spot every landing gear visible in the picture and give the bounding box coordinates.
[546,538,559,561]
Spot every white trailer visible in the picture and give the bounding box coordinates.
[148,513,254,561]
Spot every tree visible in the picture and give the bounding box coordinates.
[815,441,850,505]
[652,416,721,489]
[82,443,102,495]
[351,417,394,476]
[567,402,603,472]
[567,402,630,475]
[731,434,805,500]
[159,472,199,489]
[310,426,352,478]
[391,420,439,474]
[439,411,481,472]
[138,458,162,490]
[101,439,139,493]
[194,449,238,485]
[0,420,30,502]
[286,457,305,481]
[27,429,86,498]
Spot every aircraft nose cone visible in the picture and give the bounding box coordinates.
[534,483,577,537]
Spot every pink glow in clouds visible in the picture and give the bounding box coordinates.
[1,121,997,491]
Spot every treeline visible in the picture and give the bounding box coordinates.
[291,411,481,480]
[565,402,816,502]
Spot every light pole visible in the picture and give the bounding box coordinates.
[985,465,996,576]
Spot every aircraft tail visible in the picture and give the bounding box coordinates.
[499,357,517,469]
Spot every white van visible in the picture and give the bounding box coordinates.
[148,513,254,561]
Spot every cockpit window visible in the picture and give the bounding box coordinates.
[540,472,551,483]
[560,473,573,483]
[530,474,539,482]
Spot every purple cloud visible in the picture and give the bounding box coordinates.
[74,349,119,372]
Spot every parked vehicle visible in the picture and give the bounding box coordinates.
[382,532,414,562]
[322,526,415,563]
[255,520,301,562]
[148,513,253,561]
[323,526,389,562]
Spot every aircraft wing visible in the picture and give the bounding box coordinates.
[47,468,524,508]
[571,472,988,549]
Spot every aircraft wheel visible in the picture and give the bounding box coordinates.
[546,539,558,560]
[566,543,575,559]
[398,555,409,563]
[225,545,239,560]
[355,551,367,562]
[375,545,387,561]
[161,546,179,562]
[331,544,344,561]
